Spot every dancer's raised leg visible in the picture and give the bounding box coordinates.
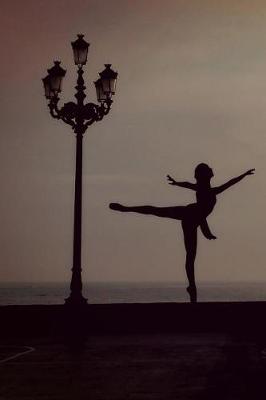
[109,203,185,220]
[182,221,197,303]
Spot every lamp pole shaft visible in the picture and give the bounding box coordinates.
[65,67,87,305]
[73,133,82,275]
[71,132,84,299]
[66,131,87,304]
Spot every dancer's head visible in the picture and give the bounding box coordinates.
[194,163,214,182]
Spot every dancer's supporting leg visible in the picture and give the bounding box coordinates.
[182,221,197,303]
[109,203,185,220]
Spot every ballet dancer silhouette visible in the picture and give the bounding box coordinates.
[109,164,255,302]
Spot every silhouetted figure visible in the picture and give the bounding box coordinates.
[110,164,255,303]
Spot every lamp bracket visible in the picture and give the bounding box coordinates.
[47,97,113,133]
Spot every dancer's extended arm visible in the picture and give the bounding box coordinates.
[167,175,196,190]
[214,169,255,195]
[200,219,216,240]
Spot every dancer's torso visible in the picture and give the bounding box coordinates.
[196,187,216,216]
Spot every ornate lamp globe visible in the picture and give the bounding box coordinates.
[47,61,66,94]
[42,75,53,99]
[71,34,90,67]
[94,78,107,102]
[99,64,118,96]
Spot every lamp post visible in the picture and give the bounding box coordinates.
[42,34,118,306]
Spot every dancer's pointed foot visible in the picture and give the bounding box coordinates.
[206,234,217,240]
[109,203,126,212]
[186,286,197,303]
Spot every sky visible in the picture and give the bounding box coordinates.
[0,0,266,283]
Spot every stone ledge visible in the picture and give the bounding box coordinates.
[1,302,266,339]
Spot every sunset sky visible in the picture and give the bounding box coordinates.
[0,0,266,283]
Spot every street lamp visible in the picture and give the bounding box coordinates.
[42,34,118,306]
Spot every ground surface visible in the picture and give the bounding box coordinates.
[0,333,265,400]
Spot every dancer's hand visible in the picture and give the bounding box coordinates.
[245,169,255,176]
[167,175,177,185]
[109,203,126,212]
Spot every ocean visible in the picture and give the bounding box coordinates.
[1,282,266,305]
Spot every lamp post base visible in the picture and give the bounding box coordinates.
[65,293,88,306]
